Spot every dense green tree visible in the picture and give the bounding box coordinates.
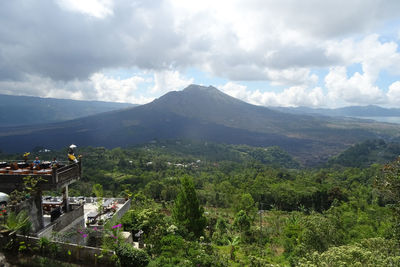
[236,193,257,216]
[233,210,251,233]
[376,157,400,240]
[172,176,206,238]
[216,217,228,234]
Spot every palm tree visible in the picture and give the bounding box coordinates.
[227,235,240,261]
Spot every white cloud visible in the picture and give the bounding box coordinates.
[90,73,146,103]
[218,82,325,107]
[325,66,386,106]
[218,82,251,101]
[387,81,400,105]
[266,68,318,86]
[326,35,400,81]
[57,0,114,18]
[1,1,400,107]
[151,70,194,94]
[0,73,152,104]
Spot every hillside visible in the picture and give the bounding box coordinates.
[138,140,301,169]
[0,94,135,126]
[0,85,399,165]
[327,139,400,168]
[273,105,400,119]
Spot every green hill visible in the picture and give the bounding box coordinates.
[327,139,400,168]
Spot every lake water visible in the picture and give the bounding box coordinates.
[350,116,400,124]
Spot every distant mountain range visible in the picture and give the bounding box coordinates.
[0,85,399,166]
[272,105,400,120]
[0,94,135,126]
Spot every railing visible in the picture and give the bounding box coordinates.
[0,160,70,166]
[53,161,82,184]
[0,161,81,191]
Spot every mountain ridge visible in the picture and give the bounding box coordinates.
[0,84,399,166]
[0,93,136,126]
[272,105,400,118]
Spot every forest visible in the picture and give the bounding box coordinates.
[1,139,400,266]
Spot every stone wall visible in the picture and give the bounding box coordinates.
[14,234,116,266]
[36,204,84,238]
[113,198,131,221]
[10,193,43,233]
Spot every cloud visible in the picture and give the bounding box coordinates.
[387,81,400,105]
[325,66,386,106]
[1,0,400,106]
[326,35,400,80]
[0,69,195,104]
[57,0,114,18]
[2,0,399,82]
[0,73,152,104]
[0,0,186,81]
[90,73,146,103]
[218,82,325,107]
[151,70,194,94]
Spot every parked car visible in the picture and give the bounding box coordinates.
[0,192,10,206]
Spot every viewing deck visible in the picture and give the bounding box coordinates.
[0,161,82,193]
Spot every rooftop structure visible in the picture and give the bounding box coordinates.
[0,159,82,232]
[0,161,82,193]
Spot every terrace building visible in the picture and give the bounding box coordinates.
[0,160,82,232]
[0,158,132,265]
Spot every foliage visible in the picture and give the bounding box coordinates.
[2,141,400,266]
[38,237,51,254]
[149,234,227,267]
[23,176,47,195]
[172,176,206,238]
[1,210,31,235]
[375,157,400,240]
[328,139,400,168]
[233,210,251,233]
[115,242,150,267]
[227,236,240,261]
[236,193,257,217]
[92,183,104,214]
[298,238,400,266]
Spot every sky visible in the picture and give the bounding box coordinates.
[1,0,400,108]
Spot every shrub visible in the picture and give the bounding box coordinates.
[115,242,150,267]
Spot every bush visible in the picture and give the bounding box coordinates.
[298,238,400,266]
[115,242,150,267]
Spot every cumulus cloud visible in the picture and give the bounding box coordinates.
[387,81,400,105]
[151,70,194,94]
[90,73,146,103]
[0,72,151,104]
[325,66,386,106]
[326,35,400,80]
[218,82,325,107]
[1,0,400,106]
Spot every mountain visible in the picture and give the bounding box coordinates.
[0,85,399,166]
[0,94,136,126]
[272,105,400,119]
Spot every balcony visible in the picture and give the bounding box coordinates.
[0,161,82,193]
